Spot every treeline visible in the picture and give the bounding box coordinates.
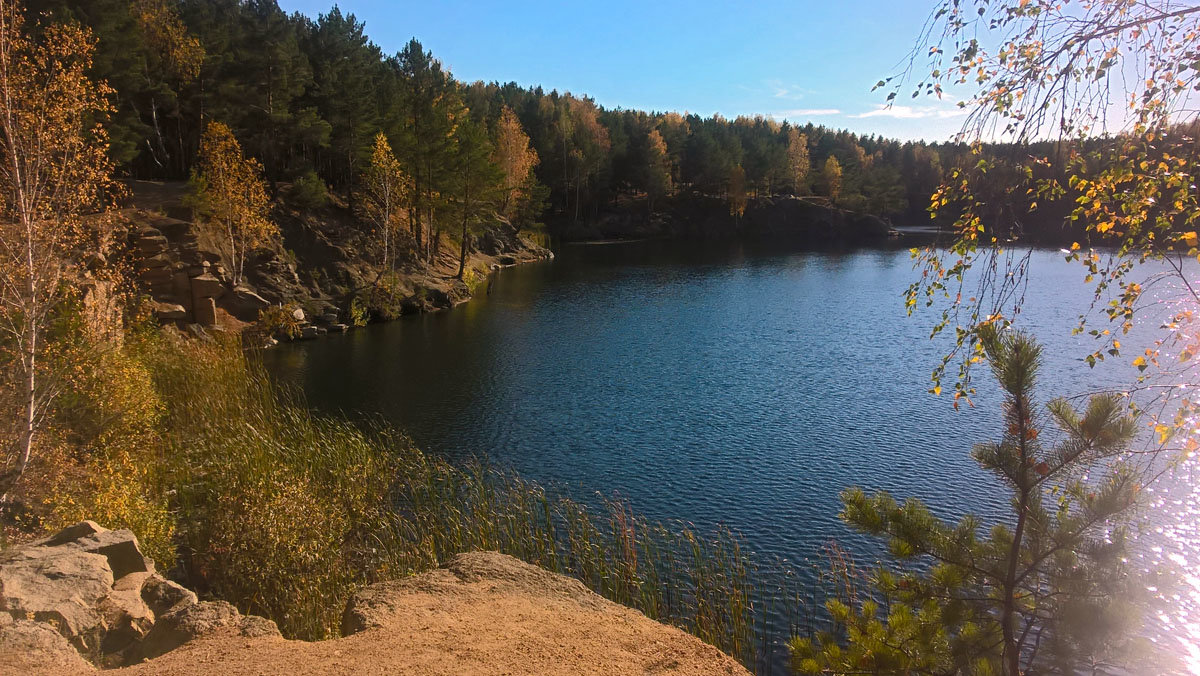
[28,0,958,236]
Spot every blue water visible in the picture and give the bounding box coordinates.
[263,240,1199,673]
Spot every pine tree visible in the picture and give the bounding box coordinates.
[394,38,458,262]
[188,121,276,288]
[791,328,1143,675]
[303,6,381,190]
[452,117,502,279]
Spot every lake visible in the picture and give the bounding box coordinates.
[263,239,1199,673]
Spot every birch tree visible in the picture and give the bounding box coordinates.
[189,121,276,288]
[361,132,409,272]
[491,106,538,220]
[0,0,116,501]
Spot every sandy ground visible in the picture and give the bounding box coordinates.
[111,553,750,676]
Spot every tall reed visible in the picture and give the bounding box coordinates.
[141,333,827,669]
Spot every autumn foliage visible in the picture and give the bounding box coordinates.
[0,0,117,501]
[188,121,277,288]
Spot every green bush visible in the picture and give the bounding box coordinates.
[289,171,329,210]
[256,303,303,340]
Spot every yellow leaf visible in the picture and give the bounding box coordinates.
[1155,424,1171,444]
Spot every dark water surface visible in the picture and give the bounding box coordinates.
[264,240,1199,672]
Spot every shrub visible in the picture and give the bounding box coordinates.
[360,272,407,321]
[348,296,369,327]
[289,171,329,210]
[256,303,303,340]
[28,312,176,568]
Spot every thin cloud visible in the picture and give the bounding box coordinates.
[851,104,967,120]
[766,79,813,101]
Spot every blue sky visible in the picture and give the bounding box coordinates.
[275,0,970,142]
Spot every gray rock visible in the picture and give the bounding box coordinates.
[193,296,217,326]
[189,274,225,300]
[154,302,187,321]
[64,528,155,580]
[185,323,210,340]
[0,521,281,668]
[0,617,94,673]
[226,287,271,322]
[33,520,105,547]
[142,253,172,269]
[135,235,168,253]
[142,575,197,617]
[137,601,279,661]
[96,585,154,663]
[328,323,350,333]
[139,267,172,284]
[0,544,113,654]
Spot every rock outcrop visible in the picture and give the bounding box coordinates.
[123,181,553,341]
[4,525,746,675]
[0,522,278,671]
[114,551,750,676]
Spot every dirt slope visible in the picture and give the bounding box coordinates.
[114,552,750,676]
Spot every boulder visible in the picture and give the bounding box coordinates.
[171,271,192,303]
[0,615,94,673]
[153,302,187,321]
[139,267,172,284]
[328,323,350,333]
[185,323,210,340]
[299,325,326,340]
[291,307,306,322]
[0,545,113,653]
[225,286,271,322]
[193,296,217,326]
[189,274,225,300]
[125,573,197,617]
[0,521,279,668]
[135,235,168,254]
[96,585,154,663]
[58,527,155,580]
[136,601,279,661]
[142,253,172,269]
[34,520,105,546]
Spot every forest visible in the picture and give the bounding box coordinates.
[25,0,960,235]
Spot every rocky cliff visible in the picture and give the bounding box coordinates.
[123,181,552,340]
[1,523,749,675]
